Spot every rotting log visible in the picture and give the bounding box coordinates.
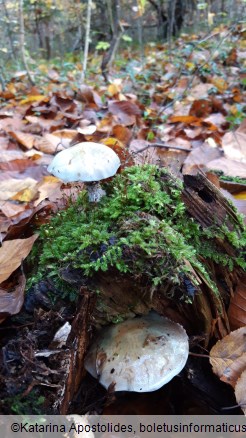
[58,171,245,412]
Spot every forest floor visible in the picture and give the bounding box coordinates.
[0,23,246,415]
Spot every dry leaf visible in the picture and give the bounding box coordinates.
[8,130,36,149]
[77,125,96,135]
[0,178,37,201]
[207,157,246,178]
[0,235,38,283]
[189,99,213,118]
[211,76,228,93]
[34,175,62,206]
[34,133,66,154]
[11,186,38,203]
[108,100,141,126]
[235,369,246,415]
[210,327,246,388]
[183,143,221,174]
[189,83,215,99]
[169,115,199,124]
[0,271,26,323]
[222,130,246,163]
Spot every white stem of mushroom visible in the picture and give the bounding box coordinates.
[86,182,106,202]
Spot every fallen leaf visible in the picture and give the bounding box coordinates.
[189,99,213,118]
[235,369,246,415]
[0,235,38,283]
[0,271,26,323]
[108,100,141,126]
[0,178,38,201]
[207,157,246,178]
[211,76,228,93]
[210,327,246,388]
[11,186,38,203]
[233,191,246,200]
[222,131,246,163]
[20,95,45,105]
[8,130,36,149]
[183,143,221,174]
[77,125,97,135]
[169,115,199,124]
[34,134,66,154]
[78,85,102,108]
[0,201,27,218]
[34,176,62,206]
[189,83,215,99]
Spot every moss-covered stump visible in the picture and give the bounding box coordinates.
[29,165,245,340]
[9,163,243,414]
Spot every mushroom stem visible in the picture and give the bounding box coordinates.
[85,182,106,202]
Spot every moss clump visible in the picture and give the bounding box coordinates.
[29,165,246,302]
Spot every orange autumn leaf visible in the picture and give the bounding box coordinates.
[0,235,38,283]
[169,115,199,124]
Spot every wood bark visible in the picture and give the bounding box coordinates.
[81,0,92,82]
[19,0,34,85]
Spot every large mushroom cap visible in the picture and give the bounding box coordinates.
[47,142,121,182]
[84,312,189,392]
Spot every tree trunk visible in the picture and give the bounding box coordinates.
[19,0,34,85]
[81,0,92,82]
[2,0,17,60]
[101,0,122,82]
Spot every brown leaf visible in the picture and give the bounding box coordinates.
[108,101,141,126]
[210,327,246,388]
[235,369,246,415]
[0,235,38,283]
[228,281,246,330]
[207,157,246,178]
[183,143,221,174]
[0,271,26,323]
[129,139,160,165]
[34,176,62,206]
[78,85,102,108]
[0,201,27,218]
[189,99,213,118]
[8,130,36,149]
[34,134,66,154]
[111,125,132,145]
[222,131,246,164]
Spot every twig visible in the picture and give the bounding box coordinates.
[132,142,191,154]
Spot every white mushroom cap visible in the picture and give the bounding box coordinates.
[47,142,121,182]
[84,312,189,392]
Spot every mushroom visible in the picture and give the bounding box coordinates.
[84,311,189,392]
[47,142,121,202]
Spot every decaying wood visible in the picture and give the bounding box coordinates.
[182,173,244,232]
[59,172,244,412]
[60,287,96,414]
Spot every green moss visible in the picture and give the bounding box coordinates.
[211,171,246,185]
[5,391,45,415]
[28,165,246,303]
